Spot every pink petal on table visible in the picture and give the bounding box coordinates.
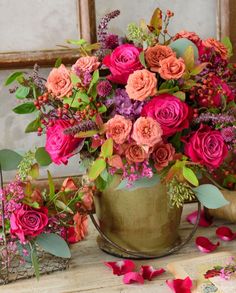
[216,226,236,241]
[140,265,165,281]
[104,260,135,276]
[123,272,144,285]
[186,210,212,227]
[195,236,220,253]
[166,276,193,293]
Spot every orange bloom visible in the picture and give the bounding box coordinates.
[125,143,149,163]
[105,115,132,144]
[158,56,185,80]
[152,143,175,171]
[203,38,228,60]
[73,212,88,242]
[72,56,100,73]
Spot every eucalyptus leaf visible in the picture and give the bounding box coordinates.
[15,86,30,99]
[116,174,160,191]
[0,149,23,171]
[35,147,52,166]
[5,71,23,85]
[170,38,199,60]
[25,117,41,133]
[13,102,36,114]
[31,247,40,280]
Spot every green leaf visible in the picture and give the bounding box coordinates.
[193,184,229,209]
[5,71,23,85]
[36,233,71,258]
[170,38,199,60]
[55,200,73,214]
[183,46,195,70]
[31,247,40,280]
[150,8,162,35]
[190,62,208,76]
[173,91,186,101]
[67,39,87,46]
[0,149,23,171]
[28,163,39,179]
[183,166,199,187]
[54,58,62,68]
[88,70,99,94]
[222,36,233,57]
[13,102,36,114]
[71,73,81,85]
[101,138,113,159]
[75,129,98,138]
[35,147,52,166]
[25,117,41,133]
[76,91,89,103]
[15,86,30,99]
[47,170,55,198]
[98,104,107,113]
[95,175,107,191]
[100,169,109,181]
[116,174,160,191]
[88,158,106,180]
[139,51,146,68]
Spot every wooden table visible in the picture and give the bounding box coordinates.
[1,204,236,293]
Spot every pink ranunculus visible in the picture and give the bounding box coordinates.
[184,124,228,169]
[152,143,175,171]
[72,56,100,73]
[158,56,185,80]
[10,204,48,242]
[132,117,163,147]
[173,31,201,46]
[46,64,73,99]
[203,38,228,60]
[103,44,143,84]
[105,115,132,144]
[45,120,83,165]
[141,94,190,137]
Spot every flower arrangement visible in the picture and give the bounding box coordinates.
[4,8,236,212]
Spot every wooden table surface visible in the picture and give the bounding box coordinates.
[1,203,236,293]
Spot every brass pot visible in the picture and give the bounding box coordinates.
[94,176,183,258]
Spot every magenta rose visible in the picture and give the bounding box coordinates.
[10,204,48,242]
[103,44,143,84]
[45,120,83,165]
[184,125,228,169]
[141,94,190,137]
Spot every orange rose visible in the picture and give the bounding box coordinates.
[73,212,88,242]
[158,56,185,80]
[145,45,176,72]
[125,143,149,163]
[152,143,175,171]
[105,115,132,144]
[126,69,157,101]
[173,30,201,45]
[203,38,228,60]
[46,64,73,98]
[72,56,100,73]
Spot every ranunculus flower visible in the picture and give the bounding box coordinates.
[132,117,163,147]
[46,64,73,99]
[10,204,48,242]
[72,56,100,73]
[105,115,132,144]
[45,120,83,165]
[173,31,201,46]
[125,142,149,163]
[103,44,143,84]
[203,38,228,59]
[152,143,175,171]
[142,94,189,137]
[73,212,88,242]
[158,56,185,80]
[125,69,157,101]
[145,44,176,72]
[184,124,228,169]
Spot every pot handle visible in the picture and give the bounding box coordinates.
[90,201,201,259]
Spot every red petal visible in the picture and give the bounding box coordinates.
[140,265,165,281]
[123,272,144,285]
[186,210,212,227]
[216,226,236,241]
[195,236,220,253]
[166,277,193,293]
[105,260,135,276]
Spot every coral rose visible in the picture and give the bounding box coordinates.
[105,115,132,144]
[132,117,163,147]
[72,56,100,73]
[46,64,73,99]
[145,44,176,72]
[184,125,228,169]
[125,143,149,163]
[103,44,143,84]
[158,56,185,80]
[126,69,157,101]
[203,38,228,60]
[73,212,88,242]
[152,143,175,171]
[173,31,201,46]
[141,94,189,137]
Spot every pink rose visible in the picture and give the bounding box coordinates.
[184,125,228,169]
[103,44,143,84]
[152,143,175,171]
[72,56,100,73]
[142,94,190,137]
[105,115,132,144]
[203,38,228,60]
[45,120,83,165]
[173,31,201,46]
[158,56,185,80]
[132,117,163,147]
[10,204,48,242]
[46,64,73,98]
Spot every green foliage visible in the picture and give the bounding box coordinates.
[70,73,81,85]
[170,38,199,60]
[0,149,23,171]
[30,246,40,280]
[25,117,41,133]
[88,70,99,94]
[88,158,106,180]
[75,129,98,138]
[47,170,55,198]
[17,150,35,180]
[15,86,30,99]
[5,71,23,85]
[101,138,113,159]
[139,51,147,68]
[116,174,160,191]
[13,102,36,114]
[222,36,233,57]
[55,200,73,214]
[173,91,186,101]
[54,58,62,68]
[150,7,162,35]
[67,39,87,46]
[98,104,107,113]
[35,147,52,166]
[183,166,199,187]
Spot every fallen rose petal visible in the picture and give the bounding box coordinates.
[216,226,236,241]
[195,236,220,253]
[186,210,212,227]
[105,260,135,276]
[140,265,165,281]
[166,276,193,293]
[123,272,144,285]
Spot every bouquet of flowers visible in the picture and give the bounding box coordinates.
[5,8,236,212]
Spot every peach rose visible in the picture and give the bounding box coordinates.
[108,154,124,169]
[145,45,176,72]
[152,143,175,171]
[132,117,163,147]
[158,56,185,80]
[73,212,88,242]
[203,38,228,60]
[126,69,157,101]
[173,30,201,45]
[46,64,73,98]
[72,56,100,73]
[125,143,149,163]
[105,115,132,144]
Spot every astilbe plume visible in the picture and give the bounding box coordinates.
[194,112,236,126]
[30,64,46,93]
